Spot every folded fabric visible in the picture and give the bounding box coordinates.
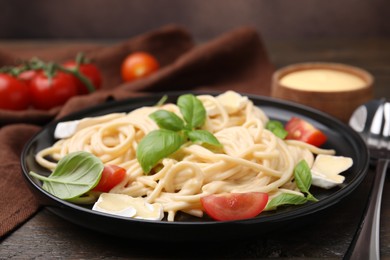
[0,24,274,238]
[0,25,195,126]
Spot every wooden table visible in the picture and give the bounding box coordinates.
[1,37,389,259]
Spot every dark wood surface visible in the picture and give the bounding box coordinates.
[1,37,389,259]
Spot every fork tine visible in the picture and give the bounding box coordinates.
[383,102,390,138]
[368,100,390,150]
[369,101,384,136]
[384,102,390,150]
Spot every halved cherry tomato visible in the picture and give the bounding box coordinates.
[0,73,30,110]
[93,165,126,193]
[200,192,269,221]
[63,61,102,94]
[29,70,78,110]
[121,52,159,82]
[285,117,327,147]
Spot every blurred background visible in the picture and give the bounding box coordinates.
[0,0,388,41]
[0,0,389,99]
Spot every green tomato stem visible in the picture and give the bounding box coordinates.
[57,64,96,93]
[44,62,56,85]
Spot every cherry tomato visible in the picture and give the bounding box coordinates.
[93,165,126,192]
[121,52,159,82]
[18,69,39,85]
[63,61,102,95]
[200,192,269,221]
[285,117,327,147]
[30,71,78,110]
[0,73,30,110]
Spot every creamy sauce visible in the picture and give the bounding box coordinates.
[280,69,366,92]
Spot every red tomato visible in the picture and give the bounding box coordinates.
[200,192,269,221]
[121,52,159,82]
[30,71,78,110]
[18,69,39,85]
[0,73,30,110]
[93,165,126,193]
[285,117,327,147]
[63,61,102,94]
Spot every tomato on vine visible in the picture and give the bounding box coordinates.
[0,73,30,110]
[0,53,101,111]
[63,55,102,95]
[18,69,39,85]
[29,70,78,110]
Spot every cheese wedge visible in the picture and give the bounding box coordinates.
[311,154,353,189]
[92,193,164,220]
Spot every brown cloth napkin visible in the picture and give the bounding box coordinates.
[0,24,274,238]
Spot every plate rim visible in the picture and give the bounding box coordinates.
[20,91,370,229]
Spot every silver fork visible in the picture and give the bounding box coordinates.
[346,99,390,260]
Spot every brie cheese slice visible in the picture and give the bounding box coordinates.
[311,154,353,189]
[92,193,164,220]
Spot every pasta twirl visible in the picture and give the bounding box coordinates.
[36,91,335,221]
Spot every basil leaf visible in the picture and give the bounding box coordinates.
[149,110,185,131]
[266,120,288,139]
[187,129,222,147]
[177,94,206,129]
[136,129,185,173]
[137,94,221,175]
[29,151,104,200]
[306,193,318,202]
[265,193,308,211]
[294,160,318,202]
[294,160,312,192]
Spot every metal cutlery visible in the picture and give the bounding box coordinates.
[346,99,390,260]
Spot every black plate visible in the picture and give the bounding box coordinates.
[21,92,369,241]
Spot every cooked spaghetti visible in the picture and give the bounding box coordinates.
[36,91,335,221]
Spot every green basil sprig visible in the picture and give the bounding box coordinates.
[266,120,288,139]
[136,94,222,174]
[177,94,206,129]
[265,192,308,211]
[29,151,104,200]
[294,159,318,202]
[265,160,318,210]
